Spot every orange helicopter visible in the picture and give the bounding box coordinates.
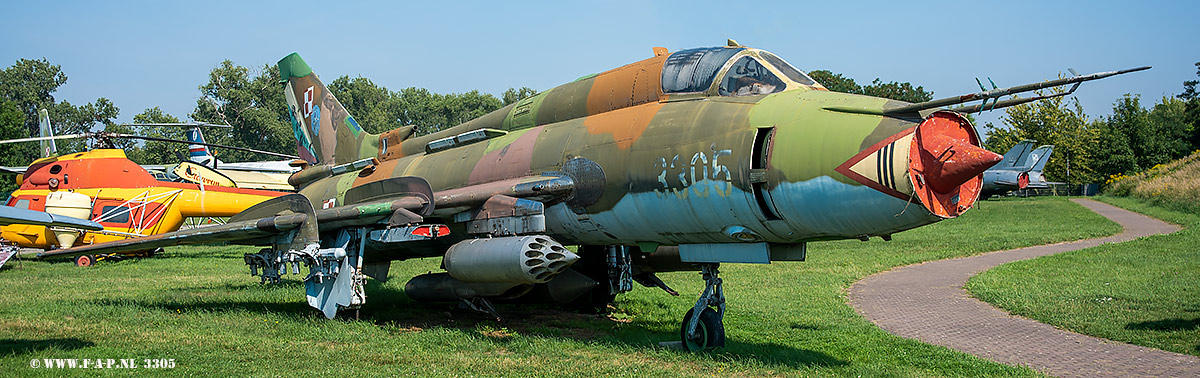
[0,130,298,266]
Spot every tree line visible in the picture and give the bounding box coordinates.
[1,57,1197,196]
[0,58,537,195]
[983,64,1199,186]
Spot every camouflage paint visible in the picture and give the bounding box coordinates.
[280,46,986,247]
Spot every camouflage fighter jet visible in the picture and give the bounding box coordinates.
[46,41,1147,350]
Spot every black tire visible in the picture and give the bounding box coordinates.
[74,255,94,267]
[680,307,725,351]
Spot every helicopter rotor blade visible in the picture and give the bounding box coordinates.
[0,132,299,160]
[118,122,232,128]
[0,134,92,145]
[110,134,300,160]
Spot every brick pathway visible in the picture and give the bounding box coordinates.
[848,199,1199,377]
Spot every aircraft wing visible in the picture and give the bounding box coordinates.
[34,173,573,259]
[37,212,310,259]
[0,206,103,230]
[37,180,434,259]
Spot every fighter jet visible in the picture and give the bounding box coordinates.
[43,41,1146,350]
[981,140,1058,197]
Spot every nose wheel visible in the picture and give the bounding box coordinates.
[680,263,725,351]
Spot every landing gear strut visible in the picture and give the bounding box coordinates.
[681,263,725,351]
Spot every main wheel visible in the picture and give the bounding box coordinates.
[74,255,94,267]
[680,307,725,351]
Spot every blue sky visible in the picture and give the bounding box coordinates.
[2,1,1197,132]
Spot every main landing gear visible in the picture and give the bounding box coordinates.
[681,263,725,351]
[72,249,161,267]
[73,254,95,267]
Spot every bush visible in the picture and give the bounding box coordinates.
[1104,150,1200,213]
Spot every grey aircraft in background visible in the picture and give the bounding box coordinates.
[981,140,1059,197]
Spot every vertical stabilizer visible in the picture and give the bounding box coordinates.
[185,127,221,167]
[278,53,379,165]
[998,139,1036,170]
[38,109,57,158]
[1027,145,1054,172]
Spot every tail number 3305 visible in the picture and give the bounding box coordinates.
[654,146,733,197]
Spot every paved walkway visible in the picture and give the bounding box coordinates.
[848,199,1199,377]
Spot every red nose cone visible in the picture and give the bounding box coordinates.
[922,134,1003,193]
[909,111,999,218]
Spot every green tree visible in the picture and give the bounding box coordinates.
[328,76,399,134]
[806,70,933,103]
[502,87,538,106]
[861,79,933,103]
[1144,96,1193,161]
[982,122,1023,153]
[984,86,1097,184]
[330,78,530,136]
[0,100,32,196]
[393,88,504,136]
[1090,95,1194,180]
[806,70,859,93]
[0,58,67,138]
[1091,118,1139,180]
[50,97,121,152]
[191,61,291,163]
[1179,61,1200,147]
[0,58,120,157]
[124,107,184,165]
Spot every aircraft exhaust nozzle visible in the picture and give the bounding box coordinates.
[444,235,578,284]
[908,111,1002,218]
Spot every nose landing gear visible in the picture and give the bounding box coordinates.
[680,263,725,351]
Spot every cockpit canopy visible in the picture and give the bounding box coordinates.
[660,47,822,96]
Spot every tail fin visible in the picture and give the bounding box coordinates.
[38,109,57,158]
[185,127,221,166]
[997,139,1036,170]
[278,53,379,166]
[1027,145,1054,172]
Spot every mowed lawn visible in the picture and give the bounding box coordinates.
[968,196,1199,357]
[0,197,1118,377]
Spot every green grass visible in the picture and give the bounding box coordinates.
[0,197,1119,377]
[967,196,1200,357]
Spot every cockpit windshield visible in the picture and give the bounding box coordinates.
[661,47,744,93]
[718,57,786,96]
[759,51,817,86]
